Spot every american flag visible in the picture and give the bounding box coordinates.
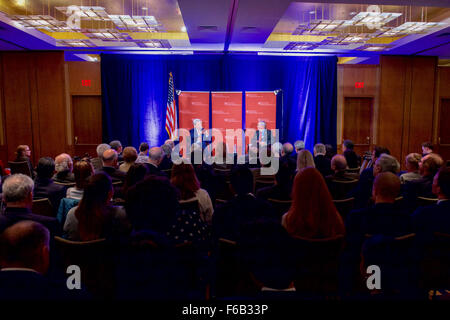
[165,72,177,139]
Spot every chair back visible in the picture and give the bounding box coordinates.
[346,167,361,174]
[362,233,418,295]
[179,199,200,213]
[328,179,358,200]
[416,196,438,208]
[254,177,276,193]
[53,236,113,298]
[8,161,31,177]
[32,198,54,217]
[420,232,450,292]
[267,198,292,220]
[333,197,355,221]
[54,181,76,188]
[290,235,344,295]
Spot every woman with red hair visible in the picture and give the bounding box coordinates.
[282,167,345,238]
[171,161,214,225]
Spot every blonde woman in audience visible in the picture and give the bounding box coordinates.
[119,146,138,173]
[66,160,93,200]
[296,149,315,171]
[399,153,422,184]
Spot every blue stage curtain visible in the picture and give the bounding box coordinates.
[101,53,337,151]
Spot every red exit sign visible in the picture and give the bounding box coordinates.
[355,82,364,88]
[81,79,91,87]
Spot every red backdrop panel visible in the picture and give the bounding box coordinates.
[211,92,243,154]
[178,91,210,130]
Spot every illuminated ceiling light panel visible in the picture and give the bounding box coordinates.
[135,40,171,49]
[350,12,402,27]
[84,30,130,41]
[382,22,445,36]
[284,42,318,50]
[109,15,159,31]
[55,6,109,21]
[310,20,346,33]
[57,40,94,47]
[11,15,69,31]
[357,44,390,51]
[328,34,371,45]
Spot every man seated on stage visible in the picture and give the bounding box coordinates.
[189,119,210,150]
[250,121,272,153]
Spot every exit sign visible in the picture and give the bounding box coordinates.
[81,79,91,87]
[355,82,364,88]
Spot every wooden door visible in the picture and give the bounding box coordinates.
[438,98,450,163]
[72,96,102,158]
[343,97,373,157]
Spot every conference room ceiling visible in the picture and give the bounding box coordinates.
[0,0,449,63]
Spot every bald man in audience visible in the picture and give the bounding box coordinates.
[280,142,296,166]
[96,149,126,182]
[53,153,75,183]
[325,155,358,199]
[0,221,76,300]
[342,172,412,290]
[146,147,167,177]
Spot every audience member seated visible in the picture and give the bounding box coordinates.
[96,149,126,183]
[313,143,332,177]
[213,166,277,241]
[135,142,150,164]
[325,144,336,161]
[119,147,137,173]
[326,155,359,199]
[0,174,60,236]
[342,140,359,169]
[91,143,111,171]
[400,153,422,184]
[125,175,208,245]
[296,149,315,172]
[421,141,434,158]
[345,172,412,254]
[412,167,450,242]
[33,157,66,212]
[0,221,75,300]
[159,143,174,171]
[63,173,130,241]
[53,153,74,183]
[121,163,149,197]
[352,152,398,208]
[14,145,35,178]
[171,161,214,225]
[282,167,345,239]
[109,140,124,162]
[146,147,167,177]
[403,153,443,201]
[280,142,296,166]
[256,158,296,201]
[294,140,305,153]
[271,142,282,158]
[66,160,94,200]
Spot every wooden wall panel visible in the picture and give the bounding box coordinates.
[1,53,35,163]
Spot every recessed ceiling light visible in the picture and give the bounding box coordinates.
[309,11,315,15]
[181,26,187,32]
[142,7,148,11]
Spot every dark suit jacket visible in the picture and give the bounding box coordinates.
[0,207,61,236]
[189,128,210,149]
[159,156,173,171]
[314,155,332,177]
[33,177,67,213]
[412,200,450,242]
[350,167,374,209]
[250,130,273,148]
[96,166,126,182]
[212,194,276,241]
[403,175,435,204]
[52,171,75,183]
[344,150,359,169]
[145,163,168,178]
[0,270,77,300]
[91,157,103,171]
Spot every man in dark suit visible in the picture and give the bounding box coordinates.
[0,174,60,236]
[280,142,296,167]
[189,119,210,150]
[250,121,272,153]
[159,143,173,171]
[313,143,332,177]
[146,147,168,178]
[91,143,111,171]
[110,140,124,162]
[326,155,359,199]
[213,166,277,241]
[342,140,359,169]
[33,157,67,213]
[96,149,126,183]
[0,221,74,300]
[53,153,75,183]
[412,167,450,241]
